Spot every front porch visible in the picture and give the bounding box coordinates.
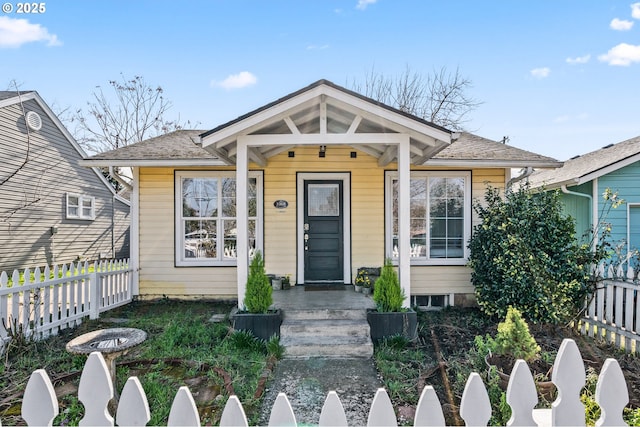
[272,285,376,311]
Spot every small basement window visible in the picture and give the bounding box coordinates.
[412,294,451,311]
[66,193,95,220]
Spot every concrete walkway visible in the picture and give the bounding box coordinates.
[259,287,382,425]
[258,357,382,426]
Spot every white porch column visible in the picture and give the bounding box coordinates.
[236,139,249,309]
[131,167,140,295]
[397,136,411,308]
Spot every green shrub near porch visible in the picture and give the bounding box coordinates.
[243,251,272,314]
[467,185,592,324]
[373,258,405,312]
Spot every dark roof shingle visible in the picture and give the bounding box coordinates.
[528,136,640,188]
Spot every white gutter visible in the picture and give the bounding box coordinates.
[506,166,534,189]
[109,166,133,192]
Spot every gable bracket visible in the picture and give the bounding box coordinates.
[283,116,300,134]
[378,145,398,167]
[347,115,362,134]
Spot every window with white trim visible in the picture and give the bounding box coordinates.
[629,204,640,255]
[175,171,263,266]
[66,193,95,220]
[385,171,471,265]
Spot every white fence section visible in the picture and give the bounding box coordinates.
[7,338,631,426]
[581,263,640,354]
[0,259,132,346]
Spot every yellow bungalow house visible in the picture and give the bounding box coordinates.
[83,80,560,308]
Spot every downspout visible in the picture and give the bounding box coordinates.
[506,166,534,189]
[561,184,593,248]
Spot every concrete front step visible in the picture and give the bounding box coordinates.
[281,319,371,338]
[280,308,373,358]
[281,335,374,358]
[283,308,367,321]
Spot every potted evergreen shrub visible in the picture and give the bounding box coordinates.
[232,251,282,340]
[366,258,417,341]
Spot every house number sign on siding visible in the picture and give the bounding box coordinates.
[274,200,288,209]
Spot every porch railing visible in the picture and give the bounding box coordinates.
[0,259,132,350]
[9,338,630,426]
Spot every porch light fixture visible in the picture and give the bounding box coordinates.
[319,145,326,158]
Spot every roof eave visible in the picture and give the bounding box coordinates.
[422,159,564,168]
[79,159,227,167]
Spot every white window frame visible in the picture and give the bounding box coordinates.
[66,193,95,220]
[175,170,263,267]
[385,170,471,265]
[628,203,640,255]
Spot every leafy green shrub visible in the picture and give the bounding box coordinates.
[373,258,405,312]
[468,185,592,324]
[243,250,272,313]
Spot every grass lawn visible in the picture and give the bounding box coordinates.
[0,298,279,426]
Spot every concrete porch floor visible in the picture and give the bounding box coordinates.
[272,285,376,310]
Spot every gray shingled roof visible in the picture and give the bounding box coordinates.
[528,135,640,188]
[429,132,560,166]
[88,129,220,163]
[86,129,560,167]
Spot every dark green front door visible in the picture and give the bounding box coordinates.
[303,180,344,283]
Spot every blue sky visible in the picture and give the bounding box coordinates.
[1,0,639,161]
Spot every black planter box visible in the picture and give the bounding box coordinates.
[232,310,282,341]
[367,309,418,341]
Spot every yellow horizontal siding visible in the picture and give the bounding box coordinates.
[138,167,237,297]
[135,160,506,298]
[410,265,474,294]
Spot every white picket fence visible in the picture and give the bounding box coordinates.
[7,338,630,426]
[0,259,132,348]
[581,263,640,353]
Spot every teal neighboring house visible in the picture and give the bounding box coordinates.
[528,136,640,254]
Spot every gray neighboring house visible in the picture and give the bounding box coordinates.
[0,91,130,272]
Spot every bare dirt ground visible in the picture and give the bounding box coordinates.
[419,307,640,418]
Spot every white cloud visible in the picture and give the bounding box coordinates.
[210,71,257,90]
[0,16,61,48]
[553,113,589,124]
[610,18,634,30]
[566,54,591,64]
[530,67,551,79]
[598,43,640,66]
[306,44,329,50]
[632,2,640,19]
[356,0,377,10]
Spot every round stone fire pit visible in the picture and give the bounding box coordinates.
[66,328,147,393]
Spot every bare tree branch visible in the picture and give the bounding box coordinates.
[71,74,193,153]
[0,81,31,187]
[349,65,482,131]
